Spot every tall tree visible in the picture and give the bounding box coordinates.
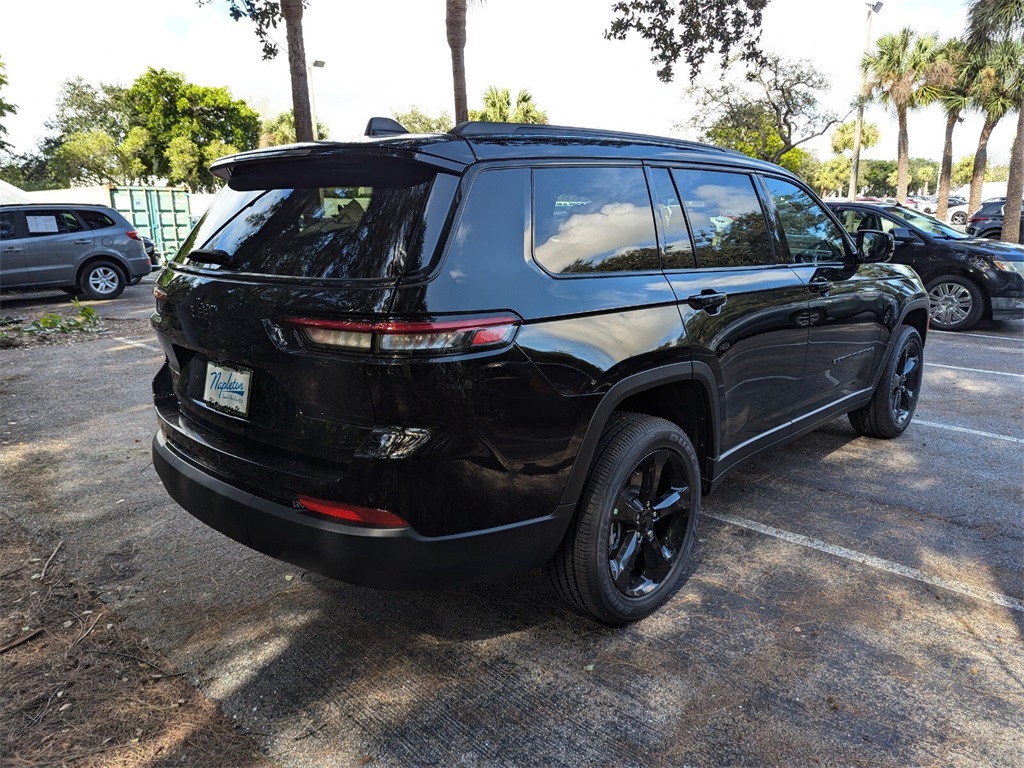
[965,39,1024,215]
[122,68,259,190]
[445,1,486,124]
[862,28,945,203]
[203,0,315,142]
[686,55,840,166]
[606,0,769,82]
[966,0,1024,243]
[0,57,18,153]
[934,39,980,220]
[259,110,328,146]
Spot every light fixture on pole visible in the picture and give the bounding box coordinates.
[847,2,882,199]
[308,59,325,141]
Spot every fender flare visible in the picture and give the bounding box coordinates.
[557,361,720,507]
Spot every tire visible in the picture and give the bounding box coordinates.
[79,261,126,300]
[129,275,143,286]
[848,325,924,438]
[950,211,967,225]
[545,412,700,625]
[925,275,984,331]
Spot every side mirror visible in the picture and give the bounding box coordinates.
[891,226,917,243]
[856,230,895,263]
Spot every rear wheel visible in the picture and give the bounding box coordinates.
[546,412,700,625]
[926,275,983,331]
[849,325,923,438]
[950,211,967,225]
[79,261,125,300]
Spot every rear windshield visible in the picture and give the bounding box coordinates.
[174,160,447,280]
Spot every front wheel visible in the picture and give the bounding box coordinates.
[546,413,700,625]
[950,211,967,225]
[926,275,984,331]
[849,325,924,438]
[79,261,125,300]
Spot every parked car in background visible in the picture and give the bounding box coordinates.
[920,195,966,215]
[150,118,930,625]
[0,203,151,299]
[827,200,1024,330]
[966,198,1024,244]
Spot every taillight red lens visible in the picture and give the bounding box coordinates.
[297,495,409,528]
[280,314,520,355]
[127,230,141,240]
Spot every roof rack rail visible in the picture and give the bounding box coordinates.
[448,121,732,153]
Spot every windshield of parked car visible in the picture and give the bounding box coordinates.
[884,206,971,240]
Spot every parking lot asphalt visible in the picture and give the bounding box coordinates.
[1,284,1022,767]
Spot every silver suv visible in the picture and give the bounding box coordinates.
[0,204,151,300]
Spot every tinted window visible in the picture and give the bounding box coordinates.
[763,177,846,264]
[177,172,440,280]
[670,169,772,268]
[0,211,15,239]
[649,168,696,269]
[24,209,85,237]
[533,166,659,274]
[78,209,117,230]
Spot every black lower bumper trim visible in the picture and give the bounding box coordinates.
[153,431,573,589]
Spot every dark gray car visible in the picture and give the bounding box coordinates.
[0,204,151,299]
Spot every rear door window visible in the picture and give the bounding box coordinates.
[533,166,660,274]
[670,169,774,268]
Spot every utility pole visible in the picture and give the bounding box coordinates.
[848,2,883,199]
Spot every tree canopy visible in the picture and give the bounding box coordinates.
[685,55,839,168]
[606,0,770,82]
[0,58,19,153]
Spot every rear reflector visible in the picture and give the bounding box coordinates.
[297,495,409,528]
[280,314,520,355]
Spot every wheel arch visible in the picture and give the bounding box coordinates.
[558,362,720,508]
[76,254,129,285]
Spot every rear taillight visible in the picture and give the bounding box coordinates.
[279,314,521,355]
[126,230,141,240]
[297,496,409,528]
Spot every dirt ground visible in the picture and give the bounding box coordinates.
[0,299,272,767]
[0,488,271,768]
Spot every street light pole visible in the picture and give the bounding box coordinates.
[307,59,325,141]
[848,2,883,199]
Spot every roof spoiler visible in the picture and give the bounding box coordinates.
[365,117,409,137]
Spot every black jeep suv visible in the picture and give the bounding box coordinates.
[151,119,928,624]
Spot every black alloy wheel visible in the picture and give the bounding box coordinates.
[849,325,924,438]
[546,412,700,625]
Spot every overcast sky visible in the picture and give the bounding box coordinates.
[0,0,1016,172]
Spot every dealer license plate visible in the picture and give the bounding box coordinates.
[202,361,252,416]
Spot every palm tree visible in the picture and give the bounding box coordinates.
[934,39,980,221]
[280,0,313,142]
[471,87,549,124]
[862,28,945,203]
[966,0,1024,243]
[446,1,487,125]
[966,39,1024,216]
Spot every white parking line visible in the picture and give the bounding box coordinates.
[913,420,1024,444]
[925,363,1024,378]
[708,513,1024,613]
[931,330,1024,343]
[111,337,162,353]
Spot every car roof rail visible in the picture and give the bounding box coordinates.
[448,121,735,153]
[365,117,410,137]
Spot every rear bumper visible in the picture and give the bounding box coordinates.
[153,430,573,589]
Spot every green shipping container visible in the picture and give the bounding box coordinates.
[108,186,193,263]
